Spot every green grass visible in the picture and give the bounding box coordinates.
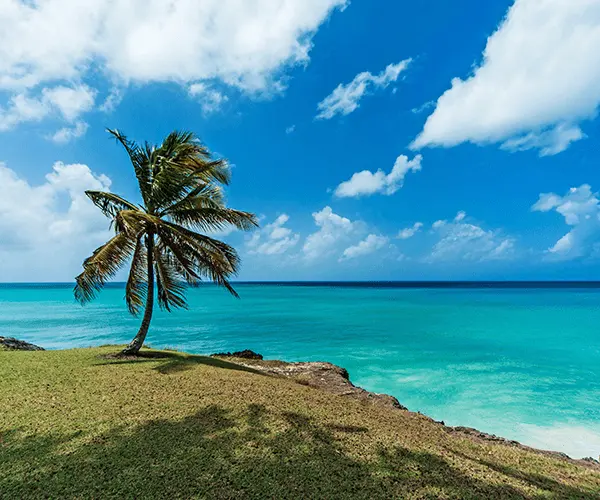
[1,347,599,499]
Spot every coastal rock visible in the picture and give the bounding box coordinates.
[0,337,44,351]
[213,349,264,360]
[211,349,600,470]
[211,351,406,411]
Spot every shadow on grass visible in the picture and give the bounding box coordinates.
[96,350,263,376]
[451,450,599,500]
[2,404,597,499]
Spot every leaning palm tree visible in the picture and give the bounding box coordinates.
[74,129,258,355]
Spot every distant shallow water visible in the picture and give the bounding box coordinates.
[1,283,599,459]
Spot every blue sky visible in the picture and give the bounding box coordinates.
[1,0,600,281]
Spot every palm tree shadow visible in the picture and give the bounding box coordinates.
[451,449,600,499]
[3,404,597,499]
[95,350,263,376]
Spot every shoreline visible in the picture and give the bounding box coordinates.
[3,336,598,468]
[212,349,600,469]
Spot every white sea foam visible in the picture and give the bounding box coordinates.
[517,424,600,460]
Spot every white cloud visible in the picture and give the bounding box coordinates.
[501,123,586,157]
[532,184,600,259]
[43,85,96,121]
[303,206,357,260]
[0,0,347,132]
[412,0,600,156]
[427,212,515,262]
[247,214,300,255]
[0,85,95,132]
[340,234,388,261]
[50,121,89,144]
[334,154,422,198]
[285,125,296,134]
[189,83,229,114]
[398,222,423,240]
[411,100,435,115]
[0,161,113,281]
[454,211,466,222]
[99,88,123,113]
[316,59,411,119]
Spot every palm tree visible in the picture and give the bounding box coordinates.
[74,129,258,355]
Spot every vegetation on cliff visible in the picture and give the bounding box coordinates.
[1,347,599,499]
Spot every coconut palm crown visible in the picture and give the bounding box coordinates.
[74,129,258,355]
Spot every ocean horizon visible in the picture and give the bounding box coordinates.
[2,282,599,459]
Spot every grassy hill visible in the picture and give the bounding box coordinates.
[1,347,599,499]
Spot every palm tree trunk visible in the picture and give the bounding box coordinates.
[122,233,154,355]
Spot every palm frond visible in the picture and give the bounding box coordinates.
[156,222,240,297]
[125,234,148,316]
[150,160,230,213]
[167,205,258,233]
[154,242,188,311]
[107,128,152,204]
[74,233,136,304]
[160,183,225,216]
[146,131,231,212]
[114,209,148,237]
[76,128,254,311]
[86,191,139,220]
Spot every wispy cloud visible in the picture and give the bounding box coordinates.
[427,212,515,262]
[316,59,411,119]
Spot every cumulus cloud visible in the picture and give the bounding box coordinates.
[334,154,422,198]
[532,184,600,259]
[247,214,300,256]
[188,83,229,115]
[303,206,358,260]
[412,0,600,156]
[0,85,95,131]
[316,59,411,119]
[340,234,388,261]
[427,212,515,262]
[398,222,423,240]
[0,161,113,281]
[50,121,89,144]
[0,0,347,130]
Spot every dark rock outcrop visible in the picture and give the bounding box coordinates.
[211,351,405,411]
[213,349,264,360]
[212,349,599,470]
[0,337,44,351]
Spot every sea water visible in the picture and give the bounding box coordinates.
[1,283,599,459]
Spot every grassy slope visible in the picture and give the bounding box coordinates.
[1,347,599,499]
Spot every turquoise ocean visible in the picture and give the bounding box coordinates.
[2,283,599,459]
